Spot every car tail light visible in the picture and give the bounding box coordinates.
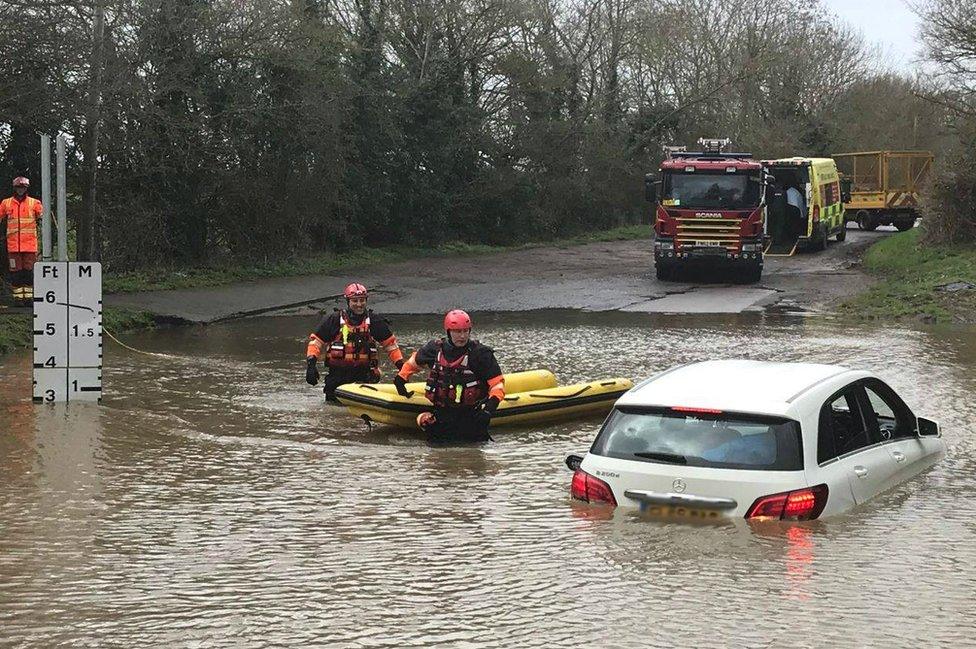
[745,484,828,521]
[570,469,617,506]
[671,406,723,415]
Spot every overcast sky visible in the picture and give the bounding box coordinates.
[820,0,925,71]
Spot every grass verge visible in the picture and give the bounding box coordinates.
[104,224,651,294]
[841,228,976,323]
[0,313,31,356]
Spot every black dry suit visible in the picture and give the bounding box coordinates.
[415,337,503,445]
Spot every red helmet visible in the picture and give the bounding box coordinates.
[12,177,29,188]
[444,309,472,331]
[343,282,368,299]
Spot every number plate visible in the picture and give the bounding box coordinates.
[690,245,728,256]
[639,502,723,520]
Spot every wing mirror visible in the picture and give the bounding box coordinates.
[917,417,941,437]
[644,174,658,204]
[565,454,583,471]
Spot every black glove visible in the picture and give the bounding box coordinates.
[482,396,501,415]
[305,357,319,386]
[394,375,413,399]
[473,408,492,427]
[394,358,405,370]
[474,396,500,426]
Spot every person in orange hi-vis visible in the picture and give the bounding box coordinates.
[395,309,505,445]
[0,177,43,303]
[304,282,405,401]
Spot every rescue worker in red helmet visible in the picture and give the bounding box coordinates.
[0,177,43,303]
[305,282,405,401]
[395,309,505,445]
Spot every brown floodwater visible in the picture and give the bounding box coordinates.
[1,312,975,647]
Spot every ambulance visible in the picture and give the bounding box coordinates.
[762,157,847,255]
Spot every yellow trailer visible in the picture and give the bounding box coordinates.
[832,150,934,231]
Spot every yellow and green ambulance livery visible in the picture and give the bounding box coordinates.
[763,157,846,255]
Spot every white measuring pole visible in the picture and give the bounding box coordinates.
[33,135,104,404]
[56,135,67,262]
[40,134,52,260]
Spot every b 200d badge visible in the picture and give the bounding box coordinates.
[672,479,687,493]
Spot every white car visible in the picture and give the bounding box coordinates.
[567,360,945,521]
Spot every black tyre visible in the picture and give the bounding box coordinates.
[895,219,915,232]
[739,266,762,284]
[813,224,828,251]
[857,211,878,231]
[655,264,673,281]
[836,223,847,242]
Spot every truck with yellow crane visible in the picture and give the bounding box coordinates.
[832,150,934,231]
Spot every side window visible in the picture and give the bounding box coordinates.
[862,380,915,440]
[818,384,874,464]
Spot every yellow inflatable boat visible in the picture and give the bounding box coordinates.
[334,370,633,429]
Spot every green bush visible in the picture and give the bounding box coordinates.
[921,121,976,245]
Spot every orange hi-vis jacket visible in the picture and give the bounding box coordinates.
[0,195,43,253]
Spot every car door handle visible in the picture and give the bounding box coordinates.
[854,466,868,478]
[892,451,906,463]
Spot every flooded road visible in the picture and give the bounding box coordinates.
[106,226,878,322]
[2,312,975,647]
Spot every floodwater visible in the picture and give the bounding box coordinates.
[1,312,975,647]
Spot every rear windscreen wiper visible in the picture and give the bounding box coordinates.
[633,451,687,464]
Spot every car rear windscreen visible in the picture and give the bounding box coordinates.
[591,407,803,471]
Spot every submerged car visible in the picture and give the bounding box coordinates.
[567,360,945,521]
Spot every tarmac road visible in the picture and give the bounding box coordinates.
[107,224,888,322]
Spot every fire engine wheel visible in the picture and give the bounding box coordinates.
[655,264,674,281]
[857,211,878,231]
[835,223,847,242]
[739,266,762,284]
[895,219,915,232]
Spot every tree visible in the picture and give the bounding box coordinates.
[914,0,976,244]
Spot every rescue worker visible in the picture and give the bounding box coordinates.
[394,309,505,445]
[305,282,405,401]
[0,177,43,303]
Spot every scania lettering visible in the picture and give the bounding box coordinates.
[645,139,766,283]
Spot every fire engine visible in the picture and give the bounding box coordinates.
[645,138,767,283]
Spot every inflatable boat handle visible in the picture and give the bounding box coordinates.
[529,385,592,400]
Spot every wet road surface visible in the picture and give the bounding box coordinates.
[107,225,883,322]
[2,311,974,647]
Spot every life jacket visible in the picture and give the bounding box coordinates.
[326,310,378,369]
[425,340,488,408]
[1,195,42,253]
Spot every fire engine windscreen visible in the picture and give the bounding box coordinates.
[662,173,760,210]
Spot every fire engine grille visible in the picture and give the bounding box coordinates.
[674,217,742,251]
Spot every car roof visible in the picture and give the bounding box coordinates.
[617,360,861,417]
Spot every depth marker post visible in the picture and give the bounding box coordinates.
[32,135,103,404]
